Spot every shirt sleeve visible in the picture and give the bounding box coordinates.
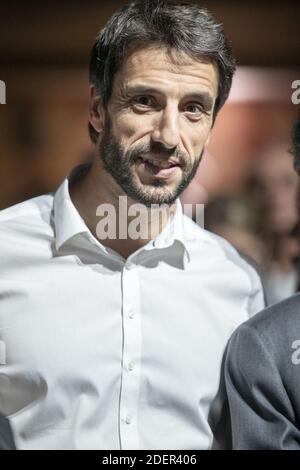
[239,253,266,317]
[247,270,266,317]
[225,323,300,449]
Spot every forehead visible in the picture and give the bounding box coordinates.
[113,46,219,99]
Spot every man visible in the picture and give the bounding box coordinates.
[225,111,300,449]
[0,0,264,449]
[249,143,300,305]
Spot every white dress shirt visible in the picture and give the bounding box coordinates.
[0,163,264,450]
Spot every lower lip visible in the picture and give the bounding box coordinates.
[137,158,180,179]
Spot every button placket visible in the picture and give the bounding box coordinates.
[119,263,142,450]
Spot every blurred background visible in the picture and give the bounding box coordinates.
[0,0,299,304]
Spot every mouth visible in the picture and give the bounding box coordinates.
[136,155,181,179]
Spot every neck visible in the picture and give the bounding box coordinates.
[69,159,176,259]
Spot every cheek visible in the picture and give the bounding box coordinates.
[111,114,134,139]
[112,112,153,146]
[185,121,212,156]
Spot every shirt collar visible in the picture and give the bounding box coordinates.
[152,197,190,263]
[54,163,93,251]
[53,162,190,263]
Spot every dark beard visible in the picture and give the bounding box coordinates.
[98,118,204,207]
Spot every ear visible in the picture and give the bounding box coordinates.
[89,84,105,134]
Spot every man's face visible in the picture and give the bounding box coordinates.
[253,145,299,234]
[91,46,219,206]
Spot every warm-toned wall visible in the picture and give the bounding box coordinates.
[0,1,299,209]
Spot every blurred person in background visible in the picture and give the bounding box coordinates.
[225,110,300,450]
[205,195,267,270]
[249,142,300,305]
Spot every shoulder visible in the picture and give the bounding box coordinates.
[0,193,55,255]
[227,293,300,371]
[0,193,54,239]
[0,193,54,224]
[183,214,254,265]
[243,293,300,339]
[183,215,263,295]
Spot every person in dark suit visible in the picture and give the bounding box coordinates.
[0,415,16,450]
[225,110,300,449]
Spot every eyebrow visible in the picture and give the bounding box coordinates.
[124,85,214,110]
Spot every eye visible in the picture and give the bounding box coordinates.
[132,95,155,108]
[184,103,203,115]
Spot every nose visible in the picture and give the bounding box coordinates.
[151,105,180,149]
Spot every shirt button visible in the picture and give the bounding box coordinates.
[126,261,134,270]
[128,361,135,371]
[125,415,132,424]
[128,310,135,319]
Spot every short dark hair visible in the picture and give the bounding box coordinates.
[89,0,236,144]
[291,109,300,175]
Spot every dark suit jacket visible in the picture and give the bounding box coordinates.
[225,293,300,449]
[0,415,16,450]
